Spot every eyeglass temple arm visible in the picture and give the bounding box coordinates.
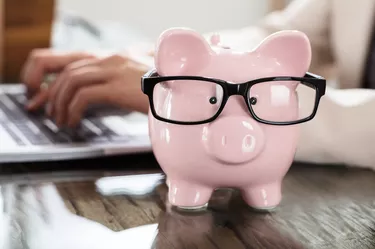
[301,72,326,93]
[143,68,158,78]
[304,71,325,80]
[142,68,326,94]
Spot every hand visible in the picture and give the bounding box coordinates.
[21,48,152,128]
[22,49,96,110]
[46,53,150,127]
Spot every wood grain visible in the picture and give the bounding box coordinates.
[2,158,375,248]
[55,165,375,248]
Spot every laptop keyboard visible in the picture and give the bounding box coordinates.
[0,92,136,146]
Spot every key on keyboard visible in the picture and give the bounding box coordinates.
[0,123,26,145]
[15,122,51,145]
[0,123,19,148]
[0,95,25,122]
[1,92,133,145]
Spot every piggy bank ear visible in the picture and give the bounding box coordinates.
[255,30,312,76]
[155,28,213,76]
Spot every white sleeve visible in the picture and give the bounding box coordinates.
[295,84,375,170]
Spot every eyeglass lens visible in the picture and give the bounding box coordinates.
[153,79,224,122]
[248,80,316,123]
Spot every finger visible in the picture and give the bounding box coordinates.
[21,50,95,91]
[54,67,115,126]
[26,90,49,111]
[64,57,101,71]
[46,72,67,117]
[47,58,98,118]
[97,54,127,67]
[51,55,124,124]
[66,84,112,127]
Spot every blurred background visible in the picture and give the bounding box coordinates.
[58,0,273,40]
[0,0,291,83]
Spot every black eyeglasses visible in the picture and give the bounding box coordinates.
[141,69,326,126]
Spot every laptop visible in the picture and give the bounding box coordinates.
[0,84,152,163]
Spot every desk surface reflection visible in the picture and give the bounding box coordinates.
[1,159,375,249]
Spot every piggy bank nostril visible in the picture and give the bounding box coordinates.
[243,135,256,153]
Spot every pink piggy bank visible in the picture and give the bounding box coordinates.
[141,28,326,211]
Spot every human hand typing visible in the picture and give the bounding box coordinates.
[21,48,151,128]
[22,49,95,107]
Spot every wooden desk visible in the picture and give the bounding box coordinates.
[1,155,375,248]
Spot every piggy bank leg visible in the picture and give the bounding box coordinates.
[167,179,213,210]
[242,181,282,211]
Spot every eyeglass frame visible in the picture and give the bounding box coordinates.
[141,68,326,126]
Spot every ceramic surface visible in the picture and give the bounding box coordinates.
[148,28,312,210]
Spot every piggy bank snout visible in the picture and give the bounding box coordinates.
[204,117,265,164]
